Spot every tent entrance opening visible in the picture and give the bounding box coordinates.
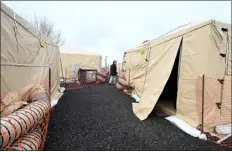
[156,45,181,115]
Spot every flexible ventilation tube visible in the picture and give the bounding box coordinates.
[10,127,42,150]
[0,91,50,150]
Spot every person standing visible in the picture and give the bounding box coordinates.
[109,60,117,85]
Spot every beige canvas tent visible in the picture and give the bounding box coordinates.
[117,62,123,75]
[122,19,231,135]
[1,2,61,101]
[60,46,102,81]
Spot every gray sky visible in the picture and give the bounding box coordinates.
[3,1,231,65]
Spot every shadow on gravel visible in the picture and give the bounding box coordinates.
[44,84,231,151]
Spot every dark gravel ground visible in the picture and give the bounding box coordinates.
[43,84,232,151]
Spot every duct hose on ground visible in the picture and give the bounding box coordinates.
[0,89,50,150]
[10,127,42,150]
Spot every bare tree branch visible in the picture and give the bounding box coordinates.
[31,15,65,47]
[32,15,39,30]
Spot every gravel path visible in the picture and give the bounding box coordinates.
[44,84,231,151]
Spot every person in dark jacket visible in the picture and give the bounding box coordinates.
[109,60,117,85]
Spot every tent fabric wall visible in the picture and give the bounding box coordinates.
[123,19,231,135]
[60,53,102,80]
[176,24,229,128]
[117,63,123,75]
[124,37,182,120]
[1,2,61,100]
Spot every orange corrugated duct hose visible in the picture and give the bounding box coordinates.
[0,85,51,150]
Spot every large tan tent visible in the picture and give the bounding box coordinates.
[122,19,231,135]
[1,2,61,101]
[60,46,102,81]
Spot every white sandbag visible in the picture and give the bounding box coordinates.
[215,123,232,135]
[131,93,140,103]
[51,93,64,107]
[51,99,58,107]
[199,133,207,140]
[165,116,202,138]
[59,87,65,93]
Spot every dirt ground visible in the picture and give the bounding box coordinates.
[44,84,232,151]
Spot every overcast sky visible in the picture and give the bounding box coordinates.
[3,1,231,65]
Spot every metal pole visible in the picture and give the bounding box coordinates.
[49,67,51,102]
[105,56,108,69]
[64,68,67,88]
[60,55,64,81]
[201,75,205,132]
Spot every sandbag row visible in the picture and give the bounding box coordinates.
[116,73,129,88]
[96,75,106,83]
[116,73,133,94]
[97,71,107,78]
[96,71,107,83]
